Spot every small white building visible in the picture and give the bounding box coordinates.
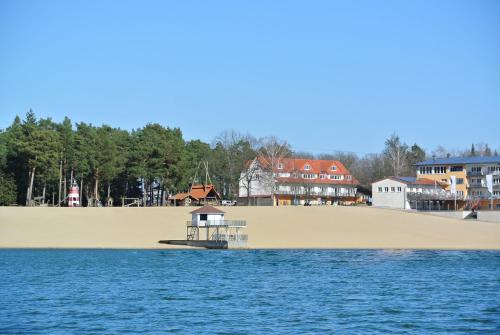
[190,205,225,226]
[372,177,444,209]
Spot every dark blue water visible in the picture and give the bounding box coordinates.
[1,250,499,334]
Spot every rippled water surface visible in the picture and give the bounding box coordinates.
[1,250,500,334]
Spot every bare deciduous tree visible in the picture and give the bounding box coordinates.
[256,136,291,205]
[383,133,408,177]
[239,158,260,205]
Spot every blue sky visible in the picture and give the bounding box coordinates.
[1,0,499,155]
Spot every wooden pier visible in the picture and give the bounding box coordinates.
[158,239,229,249]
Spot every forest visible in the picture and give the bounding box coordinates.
[0,110,497,206]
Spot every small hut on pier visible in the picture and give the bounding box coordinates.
[159,205,247,249]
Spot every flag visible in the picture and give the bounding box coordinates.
[486,174,493,194]
[450,175,456,194]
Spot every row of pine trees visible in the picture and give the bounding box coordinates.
[0,111,256,206]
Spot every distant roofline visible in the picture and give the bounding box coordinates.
[372,176,443,186]
[414,156,500,166]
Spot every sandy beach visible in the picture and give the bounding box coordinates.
[0,206,499,250]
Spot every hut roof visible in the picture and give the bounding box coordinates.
[190,205,225,215]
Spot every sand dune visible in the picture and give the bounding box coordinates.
[0,206,499,249]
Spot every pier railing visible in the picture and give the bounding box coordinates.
[187,220,247,227]
[406,192,465,201]
[214,234,248,242]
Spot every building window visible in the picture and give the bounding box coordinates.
[434,166,446,174]
[384,187,389,192]
[277,163,284,169]
[329,175,342,180]
[419,167,432,174]
[346,175,352,180]
[378,187,382,192]
[496,204,500,209]
[471,166,482,173]
[304,164,311,171]
[390,187,395,192]
[319,174,326,179]
[302,173,316,179]
[397,187,402,192]
[330,165,337,171]
[457,191,464,197]
[450,166,463,172]
[456,178,464,184]
[493,178,500,185]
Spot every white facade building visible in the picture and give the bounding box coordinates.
[372,177,445,209]
[239,157,358,206]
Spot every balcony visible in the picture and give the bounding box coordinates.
[276,189,356,197]
[467,170,500,176]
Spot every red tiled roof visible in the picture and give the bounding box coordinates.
[411,178,446,186]
[375,176,446,186]
[189,184,221,200]
[254,157,359,185]
[257,157,349,174]
[190,205,225,215]
[171,184,221,201]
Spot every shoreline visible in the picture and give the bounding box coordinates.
[2,247,500,251]
[1,206,499,250]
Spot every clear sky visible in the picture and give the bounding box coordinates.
[1,0,499,155]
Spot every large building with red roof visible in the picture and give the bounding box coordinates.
[239,157,359,206]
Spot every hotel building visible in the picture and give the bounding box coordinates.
[239,158,358,206]
[415,156,500,209]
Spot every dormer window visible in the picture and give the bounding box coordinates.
[304,164,311,171]
[277,163,284,170]
[330,165,337,171]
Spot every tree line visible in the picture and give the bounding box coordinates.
[0,111,277,206]
[0,111,497,205]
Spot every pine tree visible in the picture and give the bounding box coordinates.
[469,143,476,157]
[484,144,492,157]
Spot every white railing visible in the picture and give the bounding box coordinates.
[214,234,248,242]
[406,191,465,201]
[187,220,247,227]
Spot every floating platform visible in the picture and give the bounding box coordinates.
[158,240,228,249]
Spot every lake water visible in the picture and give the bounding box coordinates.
[1,250,499,334]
